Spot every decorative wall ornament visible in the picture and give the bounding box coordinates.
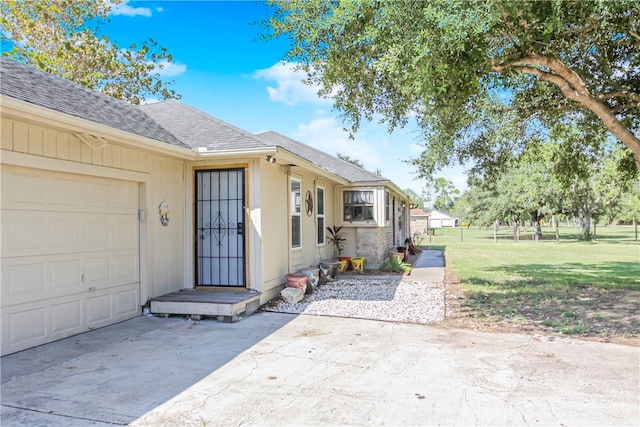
[305,190,313,216]
[159,201,170,226]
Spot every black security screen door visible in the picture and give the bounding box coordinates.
[196,169,245,287]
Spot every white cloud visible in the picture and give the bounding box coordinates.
[253,61,332,106]
[292,117,382,166]
[153,60,187,77]
[108,1,152,17]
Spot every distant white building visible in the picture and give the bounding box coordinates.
[428,210,459,228]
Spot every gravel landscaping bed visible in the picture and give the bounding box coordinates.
[262,278,446,324]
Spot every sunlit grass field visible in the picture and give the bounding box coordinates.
[415,225,640,337]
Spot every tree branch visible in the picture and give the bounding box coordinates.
[492,54,640,169]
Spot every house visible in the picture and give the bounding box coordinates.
[410,208,430,236]
[0,57,411,355]
[428,210,459,228]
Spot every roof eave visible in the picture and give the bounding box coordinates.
[275,147,350,185]
[1,95,195,160]
[194,146,277,158]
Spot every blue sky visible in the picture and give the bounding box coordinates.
[105,0,467,195]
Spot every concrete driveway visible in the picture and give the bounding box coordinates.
[2,312,638,426]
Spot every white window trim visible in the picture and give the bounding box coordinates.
[316,186,325,246]
[290,177,302,249]
[341,187,377,225]
[385,190,390,223]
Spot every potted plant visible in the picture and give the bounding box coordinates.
[326,225,346,258]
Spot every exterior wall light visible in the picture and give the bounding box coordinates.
[266,155,276,163]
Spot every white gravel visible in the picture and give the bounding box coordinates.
[262,278,445,324]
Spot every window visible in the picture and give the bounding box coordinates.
[291,178,301,248]
[343,190,374,221]
[385,191,390,221]
[316,187,325,245]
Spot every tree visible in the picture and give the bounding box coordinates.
[549,120,635,240]
[336,152,364,168]
[618,177,640,240]
[264,0,640,175]
[425,177,460,212]
[1,0,180,104]
[403,188,427,210]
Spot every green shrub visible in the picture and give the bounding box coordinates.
[380,257,412,273]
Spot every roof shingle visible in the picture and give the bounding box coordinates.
[0,57,187,148]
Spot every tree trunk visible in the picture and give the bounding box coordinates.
[534,220,542,242]
[513,220,520,243]
[579,211,592,241]
[494,220,498,243]
[634,218,638,241]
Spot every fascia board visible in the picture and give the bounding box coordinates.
[194,146,277,158]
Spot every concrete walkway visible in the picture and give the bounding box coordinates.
[406,249,445,282]
[2,252,639,426]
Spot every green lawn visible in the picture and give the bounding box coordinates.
[416,225,640,338]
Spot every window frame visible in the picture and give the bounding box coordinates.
[385,190,390,222]
[290,177,301,249]
[316,186,325,245]
[342,189,375,223]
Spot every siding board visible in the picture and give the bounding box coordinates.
[1,118,13,150]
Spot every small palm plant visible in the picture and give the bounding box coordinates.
[326,225,346,257]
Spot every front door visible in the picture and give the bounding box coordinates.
[195,169,245,287]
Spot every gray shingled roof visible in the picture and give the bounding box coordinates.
[0,57,402,190]
[140,99,274,152]
[258,131,389,184]
[0,57,186,148]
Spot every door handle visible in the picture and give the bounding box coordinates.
[237,222,244,235]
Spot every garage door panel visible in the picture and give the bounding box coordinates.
[3,252,139,305]
[112,253,138,283]
[84,181,110,208]
[3,170,45,206]
[111,218,138,246]
[86,294,112,325]
[3,211,137,257]
[51,217,81,248]
[110,182,138,210]
[85,217,110,247]
[3,167,137,214]
[6,306,47,349]
[2,283,140,355]
[85,256,111,287]
[1,167,141,356]
[4,215,46,252]
[5,262,46,298]
[49,177,81,207]
[51,300,83,334]
[51,259,82,290]
[115,288,139,317]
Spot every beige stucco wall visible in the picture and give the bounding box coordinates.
[1,117,188,304]
[257,162,337,302]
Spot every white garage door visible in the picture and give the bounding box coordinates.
[1,166,140,355]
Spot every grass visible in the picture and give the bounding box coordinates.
[422,225,640,339]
